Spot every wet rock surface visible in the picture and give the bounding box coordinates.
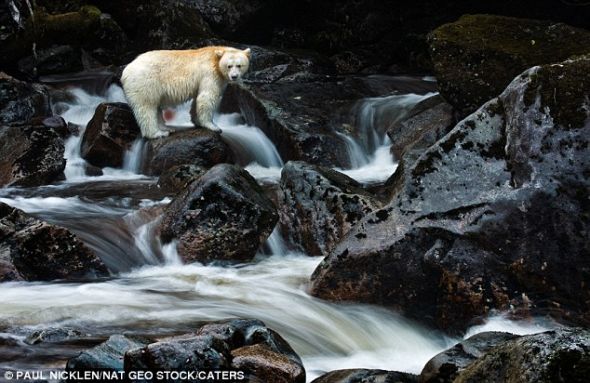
[386,95,455,160]
[429,14,590,116]
[310,55,590,333]
[80,102,141,169]
[421,332,519,383]
[145,129,232,176]
[312,369,419,383]
[67,335,150,372]
[0,117,66,187]
[279,161,381,257]
[157,164,208,192]
[124,319,305,382]
[231,343,305,383]
[454,328,590,383]
[222,76,437,168]
[0,202,108,282]
[159,164,278,264]
[0,72,51,125]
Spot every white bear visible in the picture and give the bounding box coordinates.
[121,46,251,139]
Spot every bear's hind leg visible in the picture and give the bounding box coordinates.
[130,102,169,139]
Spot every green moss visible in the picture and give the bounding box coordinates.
[529,55,590,129]
[431,15,590,63]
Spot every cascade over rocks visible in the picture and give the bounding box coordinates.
[310,55,590,333]
[429,14,590,117]
[279,161,381,257]
[0,202,108,282]
[221,75,437,168]
[159,164,278,264]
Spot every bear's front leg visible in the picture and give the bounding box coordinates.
[194,90,222,133]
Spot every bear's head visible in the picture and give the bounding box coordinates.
[217,48,251,82]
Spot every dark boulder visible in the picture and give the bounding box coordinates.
[0,202,108,282]
[0,72,50,124]
[125,319,305,382]
[80,102,141,169]
[17,45,83,78]
[454,328,590,383]
[0,117,66,187]
[93,0,212,51]
[0,5,131,74]
[157,164,207,192]
[159,164,278,264]
[221,75,437,168]
[193,0,267,41]
[145,129,231,176]
[67,335,149,372]
[421,332,519,383]
[386,95,455,160]
[231,344,305,383]
[279,161,381,257]
[312,369,419,383]
[310,55,590,333]
[429,15,590,116]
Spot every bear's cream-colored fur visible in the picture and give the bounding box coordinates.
[121,46,251,138]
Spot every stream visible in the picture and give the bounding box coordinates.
[0,77,552,381]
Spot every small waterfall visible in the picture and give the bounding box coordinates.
[122,139,148,173]
[217,113,283,168]
[336,92,438,183]
[259,226,292,257]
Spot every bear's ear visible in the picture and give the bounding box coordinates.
[215,49,224,58]
[243,48,251,58]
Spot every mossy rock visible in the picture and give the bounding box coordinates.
[429,14,590,116]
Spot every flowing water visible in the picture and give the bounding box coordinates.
[0,76,552,381]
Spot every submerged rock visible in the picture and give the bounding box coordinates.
[421,332,519,383]
[279,161,381,257]
[429,14,590,116]
[0,202,108,282]
[312,369,419,383]
[80,102,141,169]
[124,319,305,382]
[310,55,590,333]
[0,117,66,187]
[159,164,278,264]
[454,328,590,383]
[145,129,232,176]
[25,327,84,345]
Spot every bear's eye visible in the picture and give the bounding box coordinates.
[227,65,232,68]
[236,65,242,69]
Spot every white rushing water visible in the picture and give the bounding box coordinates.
[0,81,554,381]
